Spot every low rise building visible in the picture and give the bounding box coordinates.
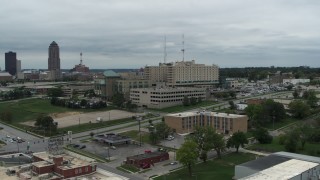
[126,151,169,168]
[130,87,206,109]
[164,111,248,134]
[283,78,310,85]
[94,133,131,146]
[235,152,320,180]
[0,72,13,82]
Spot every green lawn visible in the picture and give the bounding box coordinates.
[153,153,256,180]
[264,118,299,130]
[155,101,217,113]
[119,130,151,144]
[247,137,320,157]
[0,98,113,123]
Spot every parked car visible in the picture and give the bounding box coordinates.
[166,135,174,141]
[6,135,10,138]
[80,145,86,149]
[73,144,80,148]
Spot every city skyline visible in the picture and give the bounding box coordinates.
[1,0,320,69]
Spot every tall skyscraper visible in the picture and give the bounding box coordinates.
[5,51,17,75]
[48,41,61,80]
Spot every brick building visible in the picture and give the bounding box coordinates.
[164,111,248,134]
[31,152,97,179]
[126,151,169,168]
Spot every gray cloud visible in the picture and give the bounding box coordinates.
[1,0,320,69]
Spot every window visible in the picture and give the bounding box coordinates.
[75,169,78,174]
[85,167,89,172]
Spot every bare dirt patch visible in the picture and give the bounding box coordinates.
[20,110,143,128]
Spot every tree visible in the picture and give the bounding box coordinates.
[155,122,172,140]
[198,97,202,103]
[212,133,226,159]
[80,99,87,107]
[176,140,198,176]
[227,132,248,153]
[34,115,57,135]
[303,90,318,108]
[0,110,13,123]
[47,87,63,97]
[89,132,95,138]
[229,101,236,110]
[112,93,125,107]
[188,126,215,163]
[190,97,197,105]
[245,104,263,128]
[293,89,299,99]
[284,130,299,152]
[252,127,273,144]
[288,100,310,119]
[182,96,190,106]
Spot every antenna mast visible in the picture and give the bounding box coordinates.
[181,34,185,61]
[80,52,83,65]
[164,35,167,63]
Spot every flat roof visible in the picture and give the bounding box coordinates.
[33,152,94,169]
[167,111,246,118]
[237,155,290,171]
[128,151,167,161]
[241,159,319,180]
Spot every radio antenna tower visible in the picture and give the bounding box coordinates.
[181,34,185,61]
[80,52,83,65]
[164,35,167,63]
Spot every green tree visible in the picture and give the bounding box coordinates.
[80,99,87,107]
[176,140,198,176]
[293,89,299,99]
[226,132,248,153]
[288,100,310,119]
[47,87,63,97]
[190,97,197,105]
[198,97,202,103]
[182,96,190,106]
[245,104,263,128]
[0,110,13,123]
[229,101,236,110]
[155,122,172,140]
[212,133,226,159]
[284,130,299,152]
[34,115,57,135]
[188,126,215,163]
[252,127,273,144]
[112,93,125,107]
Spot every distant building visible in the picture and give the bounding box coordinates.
[130,87,206,109]
[164,111,248,134]
[70,52,90,74]
[144,60,219,87]
[0,72,13,82]
[5,51,17,75]
[235,152,320,180]
[48,41,61,80]
[283,78,310,85]
[94,70,121,100]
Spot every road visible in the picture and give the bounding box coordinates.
[0,91,293,179]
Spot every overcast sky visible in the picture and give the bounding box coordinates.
[1,0,320,69]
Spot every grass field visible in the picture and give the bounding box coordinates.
[119,130,151,144]
[247,136,320,157]
[0,98,113,123]
[264,118,298,130]
[155,101,217,113]
[153,153,256,180]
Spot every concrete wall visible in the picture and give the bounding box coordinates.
[234,165,258,179]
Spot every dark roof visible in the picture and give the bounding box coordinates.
[127,151,168,161]
[238,155,290,171]
[50,41,58,46]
